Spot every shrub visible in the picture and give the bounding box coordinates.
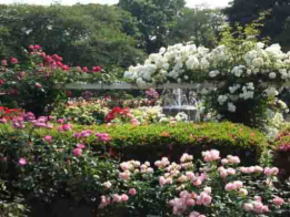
[0,45,111,115]
[97,149,290,217]
[0,120,267,164]
[0,179,28,217]
[272,129,290,178]
[0,116,270,215]
[124,24,290,127]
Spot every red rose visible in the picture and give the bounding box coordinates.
[10,57,19,64]
[92,66,102,72]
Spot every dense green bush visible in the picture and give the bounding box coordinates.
[0,122,268,164]
[0,179,28,217]
[272,128,290,178]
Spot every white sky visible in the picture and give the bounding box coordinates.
[0,0,231,8]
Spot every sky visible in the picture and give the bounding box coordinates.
[0,0,231,8]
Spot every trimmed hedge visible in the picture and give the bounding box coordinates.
[1,122,267,164]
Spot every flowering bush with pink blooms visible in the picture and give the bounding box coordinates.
[0,45,112,115]
[272,128,290,178]
[97,149,290,217]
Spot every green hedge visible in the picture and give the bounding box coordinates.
[1,122,268,164]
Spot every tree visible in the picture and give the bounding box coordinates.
[118,0,186,53]
[168,8,225,48]
[0,4,145,70]
[224,0,290,51]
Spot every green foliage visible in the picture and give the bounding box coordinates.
[118,0,186,53]
[0,126,116,207]
[1,122,267,164]
[168,8,225,48]
[0,179,28,217]
[224,0,290,51]
[0,4,145,70]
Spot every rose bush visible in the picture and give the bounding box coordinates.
[0,45,112,115]
[97,149,290,217]
[124,26,290,127]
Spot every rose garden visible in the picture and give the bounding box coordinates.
[1,2,290,217]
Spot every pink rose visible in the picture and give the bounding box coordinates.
[10,57,18,64]
[272,197,285,206]
[121,194,129,202]
[72,148,83,157]
[18,158,27,166]
[128,188,137,196]
[76,143,86,149]
[43,135,53,143]
[1,59,7,66]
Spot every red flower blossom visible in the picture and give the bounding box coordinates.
[10,57,19,64]
[92,66,102,72]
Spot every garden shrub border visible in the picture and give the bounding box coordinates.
[2,122,268,164]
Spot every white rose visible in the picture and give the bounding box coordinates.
[227,102,236,112]
[269,72,276,79]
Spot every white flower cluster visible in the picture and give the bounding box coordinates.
[125,41,290,120]
[124,43,212,85]
[125,42,290,85]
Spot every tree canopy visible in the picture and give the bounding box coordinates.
[224,0,290,50]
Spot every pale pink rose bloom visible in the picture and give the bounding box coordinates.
[121,194,129,202]
[202,150,220,162]
[128,188,137,196]
[119,171,131,180]
[243,203,254,211]
[272,197,285,206]
[76,143,86,149]
[159,176,167,186]
[264,167,279,176]
[186,199,195,206]
[112,194,122,203]
[225,183,235,191]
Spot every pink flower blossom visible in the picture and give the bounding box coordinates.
[18,158,27,166]
[72,148,83,157]
[128,188,137,196]
[112,194,122,203]
[121,194,129,202]
[10,57,18,64]
[76,143,86,149]
[92,66,102,72]
[264,167,279,176]
[99,195,111,209]
[58,123,72,132]
[272,196,285,206]
[1,59,7,66]
[202,149,220,162]
[43,135,53,143]
[96,133,111,142]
